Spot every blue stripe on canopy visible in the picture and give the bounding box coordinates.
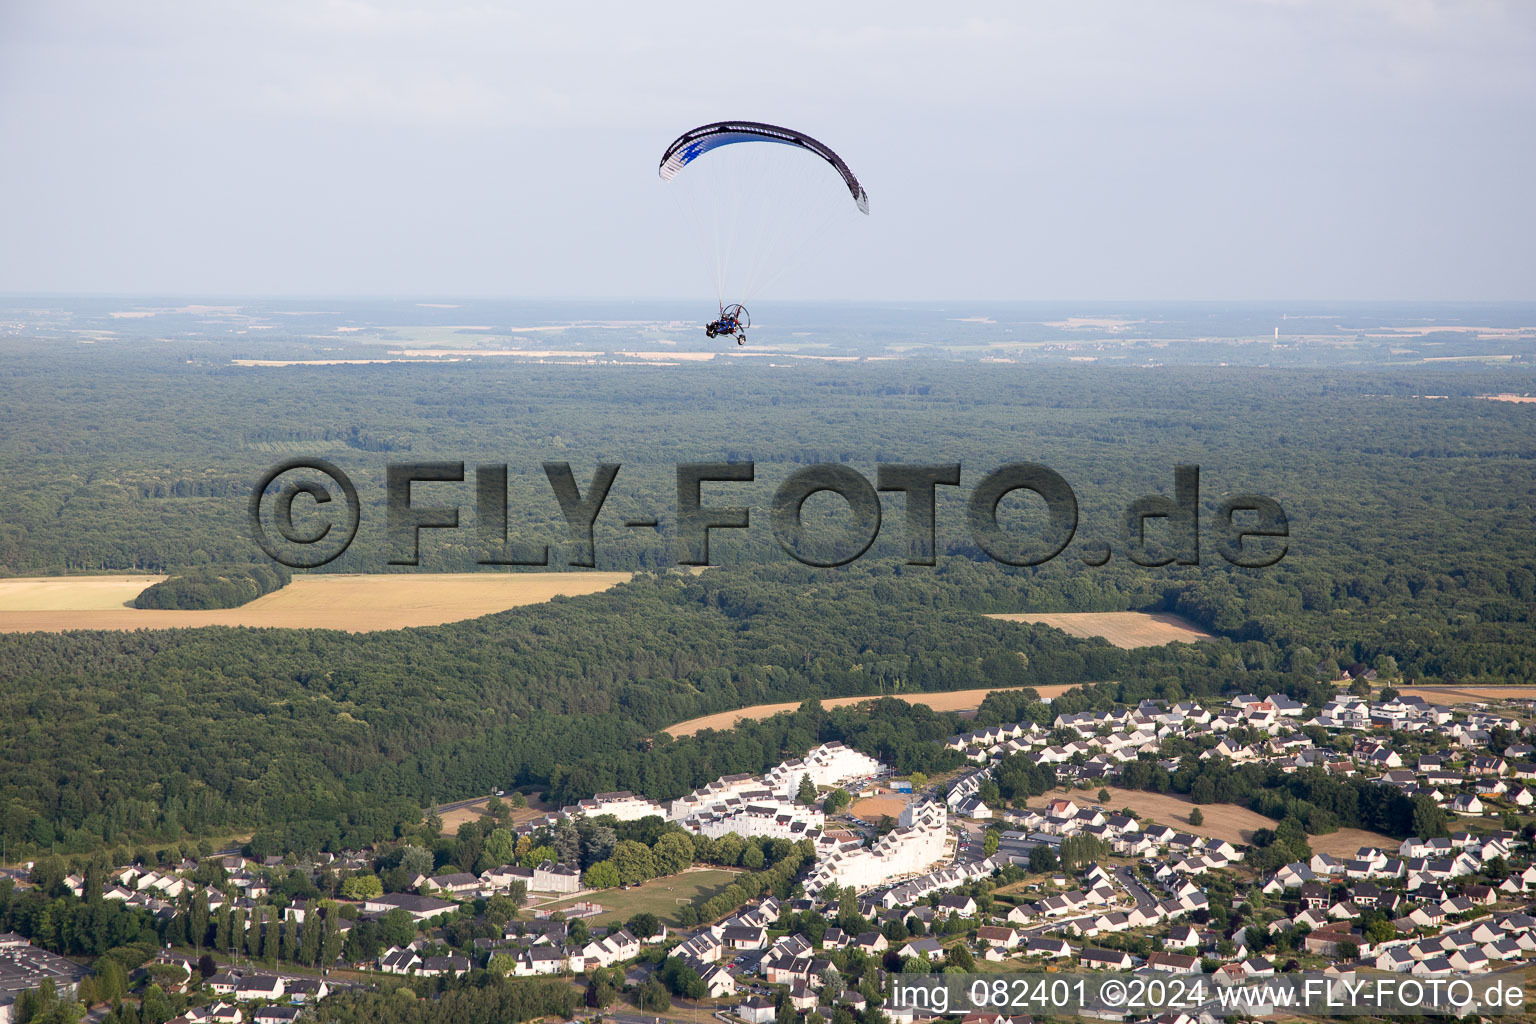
[659,121,869,214]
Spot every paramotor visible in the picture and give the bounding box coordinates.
[659,121,867,344]
[704,304,750,345]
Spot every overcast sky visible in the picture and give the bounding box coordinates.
[2,0,1533,301]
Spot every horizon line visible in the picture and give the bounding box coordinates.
[5,292,1536,306]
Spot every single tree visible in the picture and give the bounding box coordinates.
[948,943,975,972]
[627,911,661,939]
[636,977,671,1012]
[797,774,818,805]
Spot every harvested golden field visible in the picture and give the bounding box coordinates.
[1044,786,1276,845]
[663,683,1087,738]
[1397,685,1535,705]
[850,795,909,822]
[987,611,1215,648]
[0,572,630,633]
[0,575,167,611]
[1309,827,1400,858]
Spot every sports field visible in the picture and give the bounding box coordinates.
[541,867,742,927]
[664,683,1087,737]
[0,572,630,633]
[987,611,1215,648]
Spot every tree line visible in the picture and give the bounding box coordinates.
[132,564,291,609]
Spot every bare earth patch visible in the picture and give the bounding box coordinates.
[0,572,630,633]
[850,795,910,822]
[664,684,1086,738]
[988,611,1215,648]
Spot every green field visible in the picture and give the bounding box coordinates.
[542,868,743,927]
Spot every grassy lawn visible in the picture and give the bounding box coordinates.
[972,955,1054,973]
[542,868,742,928]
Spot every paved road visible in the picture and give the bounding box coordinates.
[1018,913,1093,939]
[434,795,490,817]
[953,821,987,864]
[1113,865,1158,911]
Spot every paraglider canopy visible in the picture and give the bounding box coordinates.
[659,121,869,214]
[660,120,868,338]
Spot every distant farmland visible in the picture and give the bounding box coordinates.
[0,572,630,633]
[987,611,1215,648]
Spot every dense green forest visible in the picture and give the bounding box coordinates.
[1,335,1533,580]
[0,333,1532,858]
[1,553,1528,860]
[132,564,291,609]
[306,978,577,1024]
[0,563,1208,857]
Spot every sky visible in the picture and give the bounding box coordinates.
[1,0,1534,301]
